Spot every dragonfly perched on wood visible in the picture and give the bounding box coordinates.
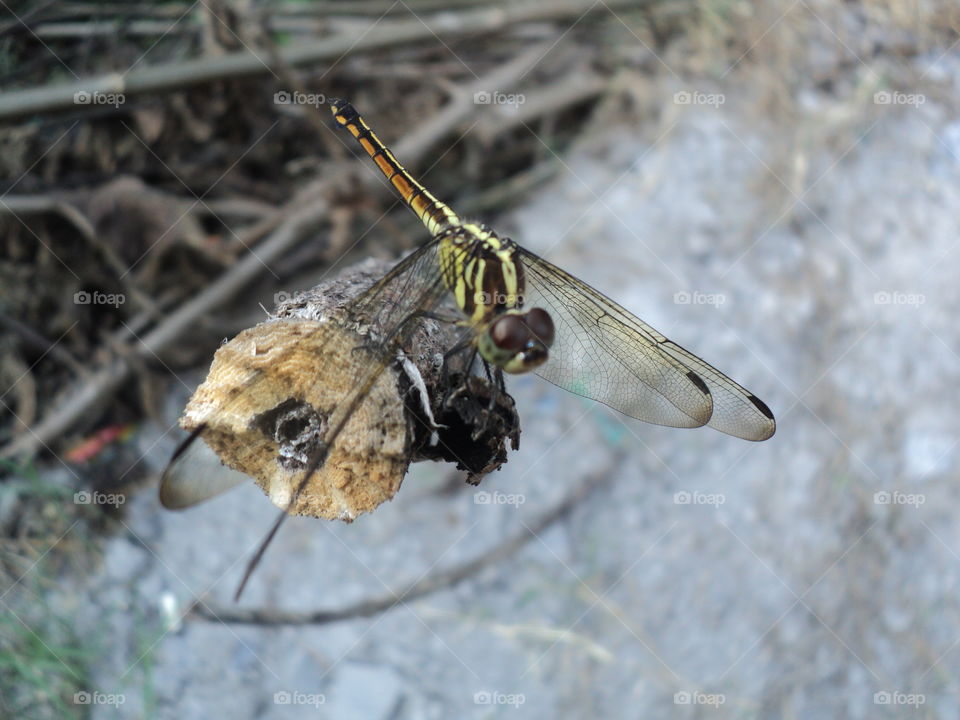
[323,98,775,440]
[161,98,775,595]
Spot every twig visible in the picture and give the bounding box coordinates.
[0,353,37,435]
[0,194,160,317]
[392,40,558,163]
[0,188,322,462]
[192,451,620,624]
[30,20,199,39]
[472,73,609,145]
[0,20,600,459]
[199,197,277,220]
[0,0,641,120]
[270,0,493,16]
[456,159,562,219]
[0,314,88,379]
[10,3,192,22]
[51,1,489,20]
[0,194,95,242]
[0,0,56,36]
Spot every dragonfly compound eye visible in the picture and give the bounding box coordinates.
[490,314,530,353]
[486,310,554,373]
[523,308,555,347]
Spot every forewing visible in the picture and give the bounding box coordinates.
[347,237,452,339]
[517,248,775,440]
[653,331,776,441]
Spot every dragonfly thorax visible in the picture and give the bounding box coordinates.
[437,224,556,373]
[438,223,526,326]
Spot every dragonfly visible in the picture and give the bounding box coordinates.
[162,98,775,595]
[324,98,775,441]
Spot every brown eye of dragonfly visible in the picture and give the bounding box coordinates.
[490,309,555,353]
[490,314,530,353]
[524,308,555,347]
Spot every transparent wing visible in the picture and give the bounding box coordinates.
[517,248,775,441]
[347,237,452,337]
[160,431,248,509]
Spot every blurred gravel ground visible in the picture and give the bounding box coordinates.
[63,54,960,720]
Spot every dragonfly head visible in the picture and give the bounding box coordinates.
[479,307,555,374]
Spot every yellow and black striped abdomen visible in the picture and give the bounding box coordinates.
[329,99,461,236]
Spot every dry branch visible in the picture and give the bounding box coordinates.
[0,35,556,460]
[0,0,641,120]
[472,73,609,145]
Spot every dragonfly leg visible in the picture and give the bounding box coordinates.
[489,364,506,408]
[441,341,513,444]
[457,359,505,441]
[440,340,477,406]
[419,310,464,325]
[479,358,506,398]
